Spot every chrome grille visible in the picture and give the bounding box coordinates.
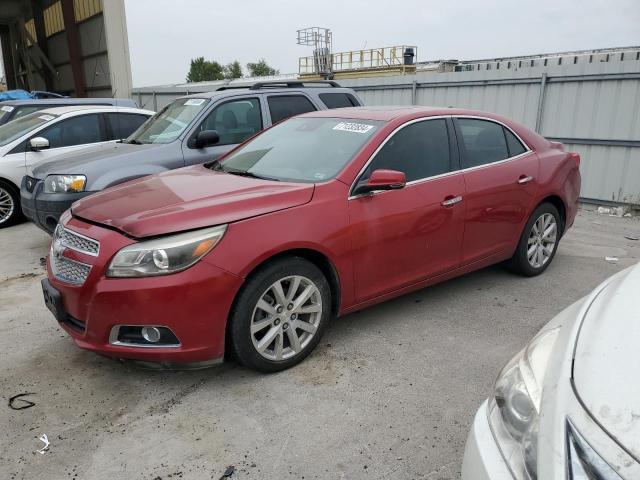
[51,255,92,285]
[57,226,99,256]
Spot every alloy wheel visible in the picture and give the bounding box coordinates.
[0,186,15,225]
[250,275,323,361]
[527,213,557,268]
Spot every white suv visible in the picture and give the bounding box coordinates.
[0,105,153,227]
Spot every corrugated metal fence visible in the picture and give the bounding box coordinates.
[132,59,640,205]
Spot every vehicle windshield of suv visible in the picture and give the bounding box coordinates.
[0,111,59,147]
[127,98,209,144]
[214,117,382,183]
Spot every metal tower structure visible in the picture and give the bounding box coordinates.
[296,27,332,78]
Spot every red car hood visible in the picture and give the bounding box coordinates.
[71,166,315,238]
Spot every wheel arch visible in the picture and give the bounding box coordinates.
[536,194,567,235]
[239,248,341,317]
[0,176,20,191]
[223,247,342,360]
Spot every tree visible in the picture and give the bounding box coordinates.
[246,59,279,77]
[224,61,242,80]
[186,57,225,82]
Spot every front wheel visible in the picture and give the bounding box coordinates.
[0,180,23,229]
[509,202,561,276]
[228,257,331,372]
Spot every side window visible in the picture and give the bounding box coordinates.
[106,113,149,140]
[456,118,509,168]
[504,127,527,157]
[196,98,262,146]
[267,95,317,124]
[362,119,451,183]
[37,114,102,149]
[319,93,360,109]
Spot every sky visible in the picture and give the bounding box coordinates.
[124,0,640,87]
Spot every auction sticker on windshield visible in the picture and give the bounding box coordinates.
[333,122,375,134]
[184,99,206,106]
[1,105,15,112]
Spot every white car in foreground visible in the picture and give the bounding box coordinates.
[463,262,640,479]
[0,105,153,228]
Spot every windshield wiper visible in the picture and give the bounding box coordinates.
[223,167,279,181]
[127,138,144,145]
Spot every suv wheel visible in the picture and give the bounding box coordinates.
[509,202,561,276]
[228,257,331,372]
[0,180,23,228]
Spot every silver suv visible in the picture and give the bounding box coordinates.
[21,81,363,233]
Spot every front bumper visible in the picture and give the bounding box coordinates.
[462,401,513,480]
[20,176,91,234]
[45,214,244,364]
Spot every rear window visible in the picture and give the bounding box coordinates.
[504,128,527,156]
[267,95,317,124]
[319,93,360,109]
[456,118,509,168]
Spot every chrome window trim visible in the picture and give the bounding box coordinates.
[348,114,533,200]
[60,226,100,257]
[108,325,182,348]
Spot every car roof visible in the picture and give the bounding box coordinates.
[35,105,153,116]
[0,98,134,106]
[298,105,514,122]
[175,81,357,101]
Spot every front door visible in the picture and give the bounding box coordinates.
[349,117,466,302]
[25,113,110,172]
[453,117,539,265]
[182,97,264,166]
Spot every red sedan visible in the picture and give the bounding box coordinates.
[42,107,581,372]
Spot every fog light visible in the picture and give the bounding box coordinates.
[141,327,161,343]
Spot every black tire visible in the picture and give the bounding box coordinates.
[509,202,561,277]
[0,180,24,229]
[228,257,332,372]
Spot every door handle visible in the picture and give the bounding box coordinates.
[518,175,534,185]
[441,195,463,207]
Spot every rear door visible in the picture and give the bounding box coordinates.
[182,96,264,166]
[349,117,466,302]
[453,117,539,265]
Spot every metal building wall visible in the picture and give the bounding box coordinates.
[132,56,640,205]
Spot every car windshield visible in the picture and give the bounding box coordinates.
[12,105,49,120]
[0,111,58,147]
[127,98,209,144]
[214,117,382,183]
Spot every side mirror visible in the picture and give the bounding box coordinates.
[353,169,406,196]
[29,137,50,151]
[194,129,220,148]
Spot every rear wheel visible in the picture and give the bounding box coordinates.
[0,180,23,229]
[228,257,331,372]
[509,202,561,276]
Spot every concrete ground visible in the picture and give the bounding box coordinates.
[1,208,639,480]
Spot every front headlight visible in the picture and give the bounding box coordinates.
[43,174,86,193]
[488,327,561,480]
[106,225,227,278]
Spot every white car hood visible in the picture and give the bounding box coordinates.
[573,262,640,459]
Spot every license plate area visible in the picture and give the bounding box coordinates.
[41,279,65,322]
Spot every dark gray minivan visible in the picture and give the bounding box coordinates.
[21,81,363,233]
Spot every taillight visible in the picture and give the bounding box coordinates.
[569,152,581,167]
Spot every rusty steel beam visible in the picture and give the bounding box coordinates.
[61,0,86,97]
[31,0,53,90]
